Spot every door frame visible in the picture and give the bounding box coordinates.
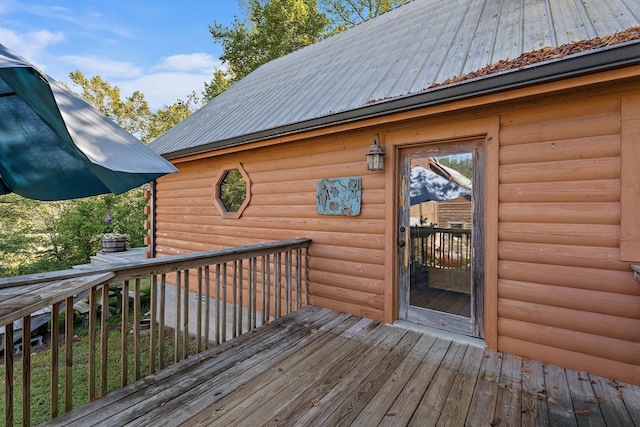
[397,138,485,338]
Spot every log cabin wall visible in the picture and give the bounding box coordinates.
[155,132,388,321]
[153,71,640,385]
[496,84,640,385]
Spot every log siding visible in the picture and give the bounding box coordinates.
[497,91,640,384]
[153,72,640,385]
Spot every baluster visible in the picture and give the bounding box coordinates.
[204,266,211,350]
[159,274,166,370]
[22,314,31,425]
[196,267,202,352]
[261,255,267,324]
[100,284,109,397]
[120,281,129,388]
[286,250,292,314]
[221,263,227,343]
[5,321,13,425]
[274,252,281,318]
[50,303,59,418]
[150,275,157,374]
[237,260,243,335]
[215,264,221,345]
[296,249,302,309]
[251,257,257,330]
[232,261,237,338]
[88,286,97,400]
[182,270,189,359]
[174,271,181,363]
[64,295,74,412]
[134,278,141,381]
[265,254,271,321]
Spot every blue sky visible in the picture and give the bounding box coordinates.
[0,1,242,109]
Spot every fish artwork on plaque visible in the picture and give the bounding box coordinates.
[316,177,361,216]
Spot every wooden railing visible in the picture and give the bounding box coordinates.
[410,226,471,271]
[0,238,310,426]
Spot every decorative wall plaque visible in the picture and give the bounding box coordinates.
[316,177,361,216]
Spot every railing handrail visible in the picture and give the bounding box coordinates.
[0,238,312,289]
[0,238,312,426]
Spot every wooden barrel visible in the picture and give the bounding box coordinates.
[101,237,127,252]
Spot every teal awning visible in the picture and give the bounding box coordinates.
[0,44,177,201]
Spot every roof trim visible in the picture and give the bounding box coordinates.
[163,41,640,160]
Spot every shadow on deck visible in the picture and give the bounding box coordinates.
[42,305,640,427]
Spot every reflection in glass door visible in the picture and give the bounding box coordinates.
[410,154,472,313]
[399,140,482,337]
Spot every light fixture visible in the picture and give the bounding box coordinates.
[366,133,386,171]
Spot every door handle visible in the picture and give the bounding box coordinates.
[398,240,406,247]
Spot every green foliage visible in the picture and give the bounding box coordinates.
[220,169,247,212]
[438,155,473,180]
[209,0,330,81]
[68,71,199,143]
[320,0,409,32]
[203,68,235,102]
[207,0,407,93]
[0,189,147,276]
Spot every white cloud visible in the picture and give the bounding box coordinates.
[0,27,64,64]
[116,71,213,110]
[60,55,142,78]
[153,53,220,72]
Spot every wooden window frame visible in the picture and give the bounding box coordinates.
[213,163,251,219]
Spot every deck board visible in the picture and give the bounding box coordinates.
[42,305,640,427]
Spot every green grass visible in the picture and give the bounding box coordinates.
[0,280,204,426]
[0,323,198,426]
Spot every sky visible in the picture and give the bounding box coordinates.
[0,0,242,110]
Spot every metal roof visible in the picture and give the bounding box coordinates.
[150,0,640,158]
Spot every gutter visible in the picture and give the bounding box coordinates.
[163,41,640,161]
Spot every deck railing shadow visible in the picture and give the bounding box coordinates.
[0,238,310,426]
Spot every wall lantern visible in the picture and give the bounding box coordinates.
[366,133,386,171]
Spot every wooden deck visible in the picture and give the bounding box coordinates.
[42,305,640,427]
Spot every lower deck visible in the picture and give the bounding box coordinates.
[43,305,640,426]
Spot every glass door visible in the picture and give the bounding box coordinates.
[398,140,483,337]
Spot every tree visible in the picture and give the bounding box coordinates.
[209,0,330,81]
[203,68,235,102]
[321,0,409,32]
[148,91,201,138]
[207,0,408,94]
[68,71,200,143]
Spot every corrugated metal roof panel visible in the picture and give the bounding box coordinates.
[150,0,640,157]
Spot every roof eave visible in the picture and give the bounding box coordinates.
[163,41,640,161]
